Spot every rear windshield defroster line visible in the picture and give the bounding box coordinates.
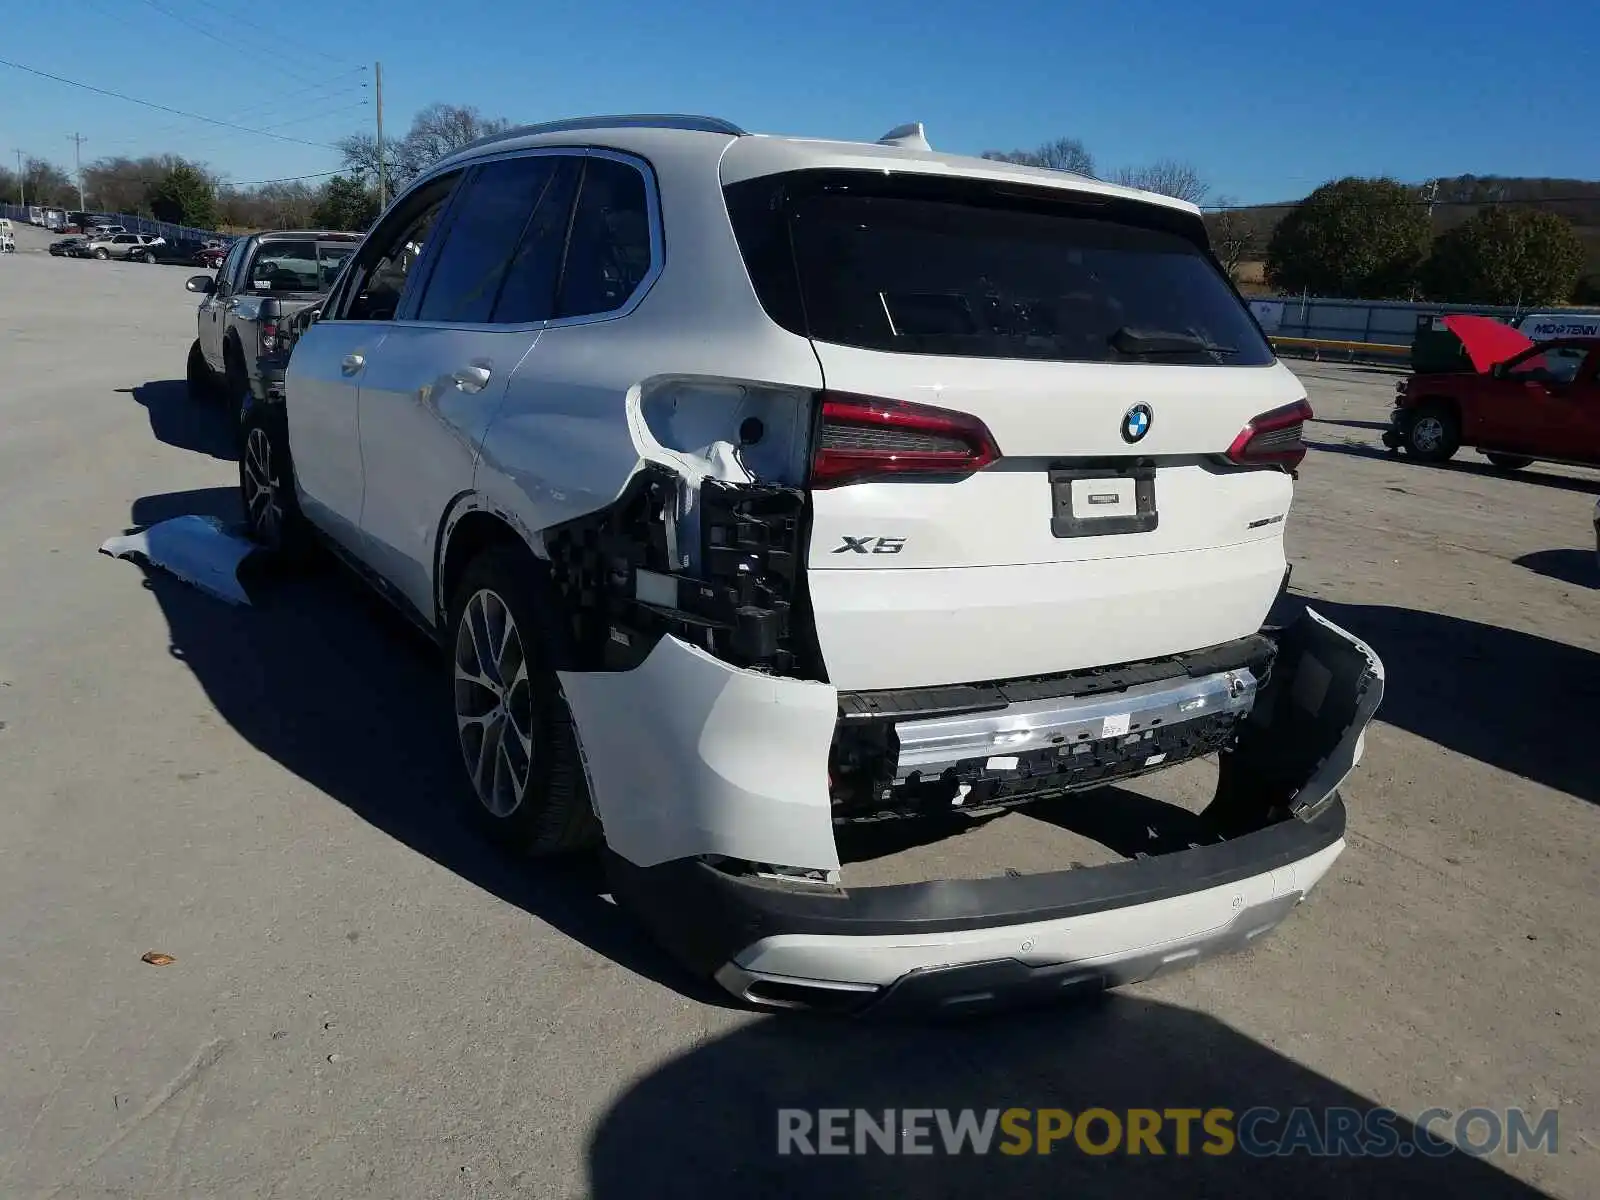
[724,169,1274,367]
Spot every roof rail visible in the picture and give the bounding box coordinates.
[455,114,746,156]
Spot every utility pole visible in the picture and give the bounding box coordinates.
[374,61,386,211]
[68,132,87,209]
[1412,180,1441,300]
[13,149,23,209]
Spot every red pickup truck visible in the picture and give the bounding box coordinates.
[1384,315,1600,469]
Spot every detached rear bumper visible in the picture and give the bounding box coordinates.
[609,804,1346,1014]
[562,608,1384,1013]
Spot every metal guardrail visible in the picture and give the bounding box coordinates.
[1271,335,1410,361]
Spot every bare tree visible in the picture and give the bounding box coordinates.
[81,155,210,216]
[338,103,513,192]
[1204,196,1255,275]
[982,137,1096,178]
[21,157,76,207]
[1112,159,1208,205]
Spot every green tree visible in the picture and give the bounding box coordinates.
[149,162,218,230]
[1265,177,1431,299]
[311,175,379,232]
[1420,207,1585,306]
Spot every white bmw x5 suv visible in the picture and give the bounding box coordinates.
[244,114,1384,1013]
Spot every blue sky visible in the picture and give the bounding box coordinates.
[1,0,1594,205]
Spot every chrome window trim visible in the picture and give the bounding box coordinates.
[389,145,664,334]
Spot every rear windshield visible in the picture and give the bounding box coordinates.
[724,170,1273,367]
[247,240,357,293]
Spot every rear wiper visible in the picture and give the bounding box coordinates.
[1109,326,1239,357]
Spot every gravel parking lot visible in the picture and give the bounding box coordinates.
[1,239,1596,1199]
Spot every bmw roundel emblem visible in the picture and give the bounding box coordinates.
[1121,403,1153,444]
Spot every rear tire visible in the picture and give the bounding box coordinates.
[447,545,601,857]
[1403,402,1460,463]
[1484,452,1534,470]
[141,250,156,264]
[185,339,217,402]
[238,404,312,562]
[93,247,109,260]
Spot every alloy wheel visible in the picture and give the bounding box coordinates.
[242,425,283,546]
[1412,416,1444,453]
[454,588,535,818]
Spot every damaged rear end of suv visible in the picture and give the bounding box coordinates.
[270,118,1381,1014]
[513,129,1385,1013]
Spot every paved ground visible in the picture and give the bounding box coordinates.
[1,244,1596,1199]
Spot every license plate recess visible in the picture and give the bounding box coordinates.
[1050,462,1158,538]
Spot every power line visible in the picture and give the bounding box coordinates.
[221,72,368,125]
[132,0,325,88]
[0,55,336,148]
[226,168,345,187]
[267,100,369,130]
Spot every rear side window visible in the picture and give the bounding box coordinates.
[554,157,652,320]
[724,170,1273,367]
[417,155,563,324]
[490,156,582,324]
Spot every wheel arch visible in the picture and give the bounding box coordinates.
[433,493,551,631]
[1411,393,1463,423]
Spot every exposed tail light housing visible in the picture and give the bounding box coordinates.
[1226,399,1313,471]
[810,392,1001,489]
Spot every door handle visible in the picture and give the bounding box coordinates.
[451,365,493,394]
[341,353,365,376]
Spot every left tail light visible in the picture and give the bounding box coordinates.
[260,322,279,354]
[1226,399,1313,470]
[810,392,1000,489]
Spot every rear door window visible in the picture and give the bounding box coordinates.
[724,170,1273,367]
[490,156,582,323]
[416,155,569,324]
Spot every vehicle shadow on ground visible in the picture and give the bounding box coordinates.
[1273,594,1599,806]
[586,996,1554,1199]
[1514,549,1598,589]
[120,380,237,461]
[1313,418,1391,432]
[126,485,728,1006]
[1305,439,1600,495]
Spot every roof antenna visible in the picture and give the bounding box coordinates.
[877,122,931,151]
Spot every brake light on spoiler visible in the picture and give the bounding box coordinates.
[1226,399,1313,471]
[810,392,1001,489]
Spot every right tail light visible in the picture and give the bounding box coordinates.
[810,392,1000,489]
[1226,399,1313,471]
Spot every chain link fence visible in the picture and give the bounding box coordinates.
[1,202,223,244]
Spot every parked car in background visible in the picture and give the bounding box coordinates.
[79,232,147,260]
[115,234,166,262]
[49,235,87,257]
[185,229,361,413]
[240,114,1385,1012]
[194,245,226,269]
[123,237,208,266]
[1386,315,1600,468]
